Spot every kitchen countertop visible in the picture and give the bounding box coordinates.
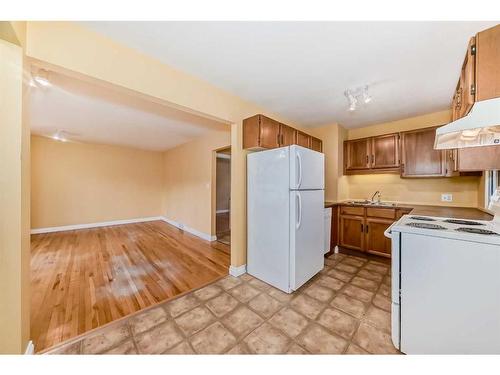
[324,200,493,221]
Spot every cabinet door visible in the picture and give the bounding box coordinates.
[459,37,476,118]
[295,131,311,148]
[339,215,365,251]
[344,138,370,171]
[401,127,446,177]
[259,115,281,149]
[371,133,400,169]
[310,137,322,152]
[458,146,500,171]
[476,25,500,101]
[365,218,393,257]
[279,124,296,147]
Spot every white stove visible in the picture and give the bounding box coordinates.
[389,214,500,245]
[387,194,500,354]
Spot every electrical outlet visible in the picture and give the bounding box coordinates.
[441,194,453,202]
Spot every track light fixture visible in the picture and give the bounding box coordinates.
[344,85,373,111]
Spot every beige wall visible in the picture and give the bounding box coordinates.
[163,129,231,236]
[31,135,165,229]
[0,38,30,354]
[216,156,231,211]
[24,21,306,271]
[312,110,481,207]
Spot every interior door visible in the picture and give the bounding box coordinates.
[289,145,324,190]
[290,190,324,291]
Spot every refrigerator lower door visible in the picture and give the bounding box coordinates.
[400,233,500,354]
[289,145,324,190]
[289,189,324,291]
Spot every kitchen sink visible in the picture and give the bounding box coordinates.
[346,200,396,207]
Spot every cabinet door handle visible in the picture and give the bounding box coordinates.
[371,155,375,164]
[360,223,364,233]
[366,155,369,165]
[277,134,280,146]
[366,224,369,233]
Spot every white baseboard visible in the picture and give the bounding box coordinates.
[25,340,34,355]
[334,245,339,254]
[162,217,216,242]
[216,209,230,214]
[31,216,163,234]
[229,264,247,277]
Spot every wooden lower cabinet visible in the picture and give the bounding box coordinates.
[338,206,402,258]
[339,215,364,251]
[365,217,393,257]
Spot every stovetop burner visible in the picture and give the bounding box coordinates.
[455,227,498,235]
[409,216,436,221]
[406,222,446,230]
[443,219,485,226]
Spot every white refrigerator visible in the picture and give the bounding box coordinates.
[247,145,324,293]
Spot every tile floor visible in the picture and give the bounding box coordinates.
[43,252,399,355]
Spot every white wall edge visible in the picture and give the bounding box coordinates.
[216,209,230,214]
[31,216,163,234]
[229,264,247,277]
[162,217,216,242]
[24,340,35,355]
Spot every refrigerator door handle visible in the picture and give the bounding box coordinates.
[296,151,303,188]
[296,192,302,229]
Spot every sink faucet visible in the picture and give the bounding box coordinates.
[370,190,381,203]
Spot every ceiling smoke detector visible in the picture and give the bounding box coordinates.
[344,85,372,111]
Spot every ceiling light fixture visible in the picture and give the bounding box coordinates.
[362,86,372,104]
[345,90,357,111]
[51,130,68,142]
[32,69,52,87]
[344,85,373,111]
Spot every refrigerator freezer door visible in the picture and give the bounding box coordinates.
[290,189,324,290]
[289,145,324,190]
[247,147,291,292]
[400,233,500,354]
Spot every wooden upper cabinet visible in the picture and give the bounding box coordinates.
[310,137,323,152]
[453,37,476,121]
[475,25,500,101]
[279,123,296,147]
[400,127,446,177]
[243,114,322,152]
[344,138,370,171]
[457,146,500,171]
[243,114,280,149]
[295,131,311,148]
[370,133,400,169]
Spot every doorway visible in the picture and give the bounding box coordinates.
[215,147,231,245]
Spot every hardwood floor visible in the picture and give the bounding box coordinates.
[31,220,230,352]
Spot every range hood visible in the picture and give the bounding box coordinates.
[434,98,500,149]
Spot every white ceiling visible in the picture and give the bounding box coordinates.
[28,69,227,151]
[81,21,498,128]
